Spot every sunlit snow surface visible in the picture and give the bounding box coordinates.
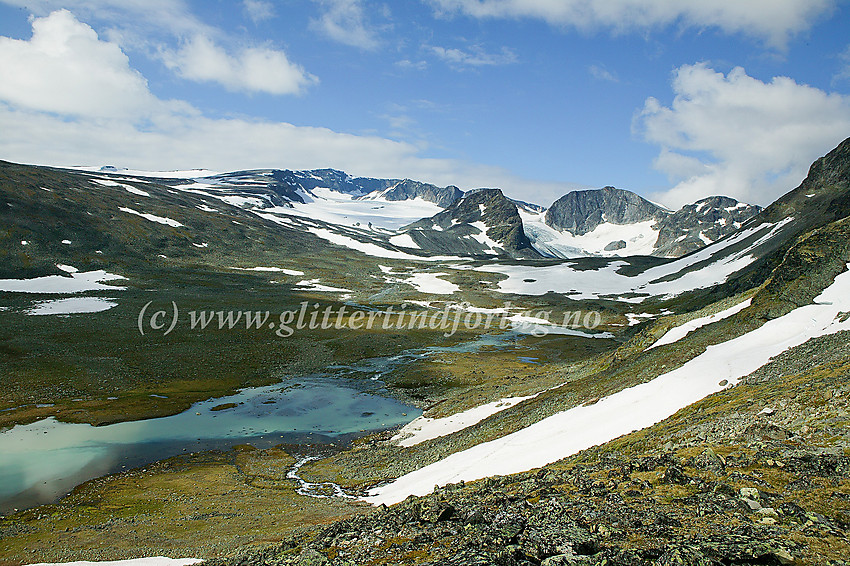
[392,394,536,447]
[295,279,352,293]
[284,187,444,231]
[401,273,459,295]
[478,219,792,301]
[26,297,118,315]
[230,266,305,276]
[646,298,752,350]
[0,270,126,293]
[366,263,850,505]
[118,207,183,227]
[388,233,419,248]
[468,221,503,254]
[521,210,659,258]
[174,179,466,261]
[91,178,150,197]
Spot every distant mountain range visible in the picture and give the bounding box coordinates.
[94,166,759,260]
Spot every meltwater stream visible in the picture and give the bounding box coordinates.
[0,331,528,514]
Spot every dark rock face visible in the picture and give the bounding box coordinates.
[405,188,541,258]
[604,240,627,252]
[284,168,391,195]
[544,187,667,236]
[653,196,762,258]
[370,179,463,208]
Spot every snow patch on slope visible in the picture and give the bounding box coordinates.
[521,210,658,258]
[92,179,151,197]
[365,263,850,505]
[0,271,126,294]
[647,298,752,350]
[402,273,459,295]
[468,221,502,255]
[295,279,352,293]
[393,395,535,447]
[479,219,792,302]
[119,207,183,227]
[26,297,118,315]
[230,267,305,276]
[389,233,420,248]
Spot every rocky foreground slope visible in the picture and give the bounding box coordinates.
[208,333,850,565]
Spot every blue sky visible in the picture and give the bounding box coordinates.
[0,1,849,208]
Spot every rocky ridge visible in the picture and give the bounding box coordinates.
[402,188,541,258]
[540,187,761,258]
[653,196,762,258]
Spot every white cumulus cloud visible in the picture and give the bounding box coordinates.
[429,0,836,47]
[636,63,850,208]
[0,9,180,119]
[310,0,381,50]
[160,35,318,95]
[1,1,315,96]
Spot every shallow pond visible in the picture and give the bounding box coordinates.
[0,330,532,514]
[0,376,417,514]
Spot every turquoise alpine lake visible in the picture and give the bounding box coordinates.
[0,376,419,514]
[0,330,535,514]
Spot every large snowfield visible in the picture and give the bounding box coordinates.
[475,219,792,301]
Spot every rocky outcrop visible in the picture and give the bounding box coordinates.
[208,442,848,565]
[404,188,541,258]
[544,187,667,236]
[532,187,760,258]
[653,196,761,258]
[364,179,463,208]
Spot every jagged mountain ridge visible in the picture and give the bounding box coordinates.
[540,187,761,258]
[85,165,760,260]
[196,168,464,209]
[653,196,762,258]
[359,178,464,208]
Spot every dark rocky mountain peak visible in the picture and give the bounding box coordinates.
[544,186,668,235]
[403,188,540,258]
